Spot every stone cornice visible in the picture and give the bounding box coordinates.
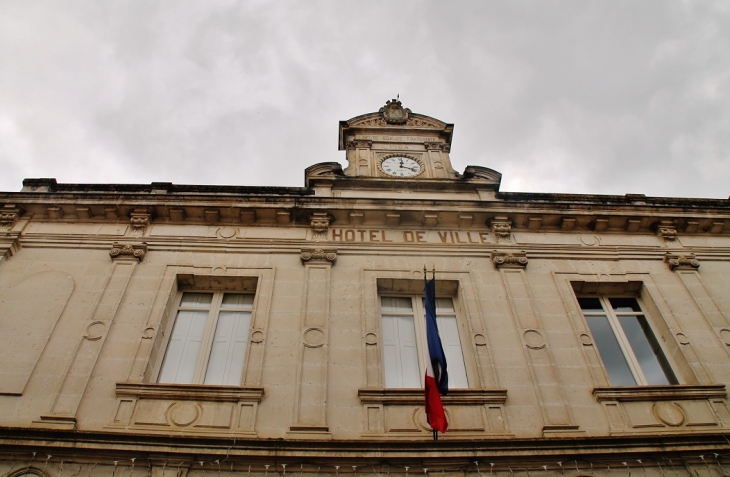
[14,236,730,262]
[593,384,726,402]
[0,426,728,460]
[116,383,264,402]
[358,388,507,405]
[2,191,729,236]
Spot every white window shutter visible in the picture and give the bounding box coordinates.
[158,310,208,384]
[204,311,252,385]
[382,314,420,388]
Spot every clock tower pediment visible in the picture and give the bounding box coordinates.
[338,99,457,180]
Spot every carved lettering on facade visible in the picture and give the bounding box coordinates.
[665,253,700,271]
[358,136,439,143]
[329,228,489,244]
[300,248,337,265]
[109,242,147,262]
[491,250,528,269]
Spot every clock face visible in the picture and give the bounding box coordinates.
[380,156,423,178]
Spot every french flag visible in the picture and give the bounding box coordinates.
[424,275,448,435]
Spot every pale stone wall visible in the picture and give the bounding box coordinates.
[1,217,729,439]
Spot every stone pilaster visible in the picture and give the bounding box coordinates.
[288,249,336,439]
[34,243,145,428]
[498,267,580,436]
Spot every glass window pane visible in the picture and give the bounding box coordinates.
[158,310,208,383]
[435,298,455,313]
[578,297,604,312]
[180,293,213,308]
[221,293,254,308]
[381,297,413,313]
[204,310,252,385]
[610,298,642,313]
[585,314,637,386]
[436,315,468,388]
[618,315,677,385]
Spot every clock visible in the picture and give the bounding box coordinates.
[379,156,423,178]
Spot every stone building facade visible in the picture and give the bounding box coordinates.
[1,100,729,477]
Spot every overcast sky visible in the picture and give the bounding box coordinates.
[1,1,728,198]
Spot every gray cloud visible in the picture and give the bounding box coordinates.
[0,1,728,198]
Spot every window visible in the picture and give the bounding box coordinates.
[158,291,254,385]
[578,296,678,386]
[380,295,468,389]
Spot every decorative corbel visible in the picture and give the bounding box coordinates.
[489,216,512,242]
[300,248,337,265]
[665,253,700,271]
[345,139,373,150]
[309,212,333,240]
[129,207,154,236]
[0,205,21,229]
[491,250,528,269]
[109,242,147,262]
[654,220,678,242]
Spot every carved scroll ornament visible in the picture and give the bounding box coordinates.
[110,242,147,262]
[491,250,528,269]
[665,253,700,271]
[300,248,337,265]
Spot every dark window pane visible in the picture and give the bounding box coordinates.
[609,297,642,313]
[618,315,678,385]
[578,297,604,312]
[585,315,637,386]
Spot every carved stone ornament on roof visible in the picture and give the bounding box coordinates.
[346,139,373,150]
[380,99,411,125]
[0,206,20,229]
[463,166,502,182]
[109,242,147,262]
[309,212,333,240]
[665,253,700,271]
[300,248,337,265]
[491,250,528,269]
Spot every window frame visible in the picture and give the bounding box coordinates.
[578,294,678,386]
[379,293,470,389]
[157,289,255,386]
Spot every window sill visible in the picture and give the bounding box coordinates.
[593,384,726,402]
[358,388,507,405]
[116,383,264,403]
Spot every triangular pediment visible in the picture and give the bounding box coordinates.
[345,112,447,130]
